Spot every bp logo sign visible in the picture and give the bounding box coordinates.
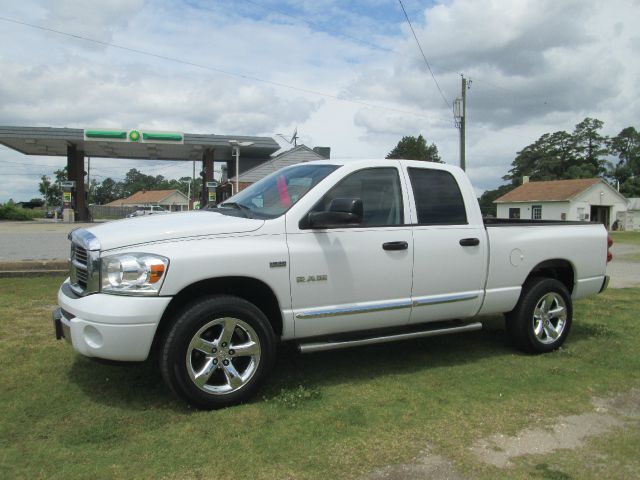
[84,128,184,144]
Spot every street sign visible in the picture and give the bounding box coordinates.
[61,181,76,189]
[208,191,217,203]
[206,181,218,189]
[63,191,72,203]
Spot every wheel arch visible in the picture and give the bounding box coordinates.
[152,276,283,353]
[523,258,575,294]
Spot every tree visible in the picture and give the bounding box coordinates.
[38,167,67,207]
[572,117,608,177]
[610,127,640,171]
[478,184,516,217]
[504,117,614,186]
[608,127,640,194]
[121,168,159,197]
[386,135,442,162]
[93,177,123,205]
[620,177,640,197]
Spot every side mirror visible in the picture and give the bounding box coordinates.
[307,198,363,229]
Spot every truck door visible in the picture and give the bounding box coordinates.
[405,165,487,323]
[286,166,414,338]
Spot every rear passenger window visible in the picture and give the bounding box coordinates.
[408,168,467,225]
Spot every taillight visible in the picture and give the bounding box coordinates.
[607,235,613,263]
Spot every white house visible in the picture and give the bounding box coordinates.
[494,178,628,229]
[616,198,640,231]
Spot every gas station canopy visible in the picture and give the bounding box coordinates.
[0,126,280,161]
[0,125,282,221]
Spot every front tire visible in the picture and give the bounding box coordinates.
[506,277,573,354]
[160,295,276,409]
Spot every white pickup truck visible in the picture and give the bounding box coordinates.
[54,159,611,409]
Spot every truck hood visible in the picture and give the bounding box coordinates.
[86,211,265,251]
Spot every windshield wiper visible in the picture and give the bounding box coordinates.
[219,202,253,218]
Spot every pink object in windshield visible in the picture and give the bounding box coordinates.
[277,175,292,207]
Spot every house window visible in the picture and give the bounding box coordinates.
[509,208,520,219]
[532,205,542,220]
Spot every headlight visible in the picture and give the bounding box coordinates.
[101,253,169,296]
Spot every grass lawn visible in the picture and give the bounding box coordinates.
[1,277,639,479]
[611,230,640,246]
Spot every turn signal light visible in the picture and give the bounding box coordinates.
[149,263,166,283]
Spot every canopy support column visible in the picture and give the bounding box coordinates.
[201,149,214,207]
[67,144,88,221]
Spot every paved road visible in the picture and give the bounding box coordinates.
[0,220,94,261]
[1,220,639,288]
[606,243,640,288]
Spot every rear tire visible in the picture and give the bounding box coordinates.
[506,277,572,354]
[160,295,276,409]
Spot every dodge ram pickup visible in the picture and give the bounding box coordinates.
[53,159,611,409]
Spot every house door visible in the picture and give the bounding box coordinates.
[590,206,610,227]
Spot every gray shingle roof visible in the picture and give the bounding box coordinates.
[231,145,326,183]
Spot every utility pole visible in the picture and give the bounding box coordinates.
[460,76,467,171]
[87,156,91,202]
[454,75,471,171]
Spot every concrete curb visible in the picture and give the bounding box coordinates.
[0,260,68,278]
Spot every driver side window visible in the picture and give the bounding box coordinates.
[310,168,403,226]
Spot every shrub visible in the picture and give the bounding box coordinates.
[0,204,45,220]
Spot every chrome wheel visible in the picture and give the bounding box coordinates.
[532,292,567,345]
[186,317,261,395]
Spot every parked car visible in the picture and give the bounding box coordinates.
[45,207,63,219]
[53,159,611,409]
[127,205,169,218]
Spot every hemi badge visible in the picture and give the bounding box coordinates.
[270,261,287,268]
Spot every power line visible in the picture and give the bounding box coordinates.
[397,0,450,109]
[235,1,558,111]
[0,15,452,125]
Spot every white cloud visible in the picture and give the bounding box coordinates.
[1,0,639,202]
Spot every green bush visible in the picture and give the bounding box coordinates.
[0,204,45,220]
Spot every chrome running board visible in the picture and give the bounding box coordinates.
[298,322,482,354]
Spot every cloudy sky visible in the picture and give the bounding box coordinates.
[1,0,639,202]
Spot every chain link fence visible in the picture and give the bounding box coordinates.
[89,205,137,220]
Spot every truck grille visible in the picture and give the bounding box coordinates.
[69,229,101,296]
[75,245,88,266]
[75,262,88,289]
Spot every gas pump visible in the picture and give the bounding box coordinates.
[61,181,76,223]
[206,181,218,206]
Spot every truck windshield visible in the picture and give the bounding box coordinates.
[216,163,340,219]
